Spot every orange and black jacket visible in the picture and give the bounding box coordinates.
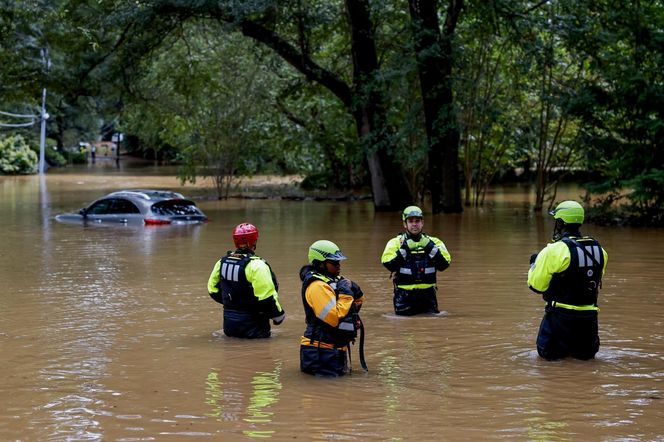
[299,265,363,349]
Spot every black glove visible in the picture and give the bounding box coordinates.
[209,291,224,305]
[350,281,364,300]
[336,278,353,295]
[423,239,436,254]
[530,253,538,265]
[272,312,285,325]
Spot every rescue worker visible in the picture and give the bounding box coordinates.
[528,200,608,360]
[299,240,365,377]
[381,206,451,316]
[207,223,285,339]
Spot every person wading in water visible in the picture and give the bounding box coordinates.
[299,240,366,376]
[381,206,451,316]
[207,223,285,338]
[528,200,608,360]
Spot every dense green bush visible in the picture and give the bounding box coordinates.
[586,169,664,227]
[300,172,332,190]
[28,141,67,167]
[46,147,67,167]
[63,150,87,164]
[0,135,38,174]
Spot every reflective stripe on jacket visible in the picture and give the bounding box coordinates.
[381,233,451,289]
[207,250,283,317]
[528,234,608,308]
[299,265,357,348]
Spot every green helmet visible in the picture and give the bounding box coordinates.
[308,240,347,263]
[402,205,423,221]
[549,200,584,224]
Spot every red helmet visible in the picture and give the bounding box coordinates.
[233,223,259,248]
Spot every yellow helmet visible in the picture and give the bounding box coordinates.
[402,205,423,221]
[549,200,584,224]
[308,240,347,263]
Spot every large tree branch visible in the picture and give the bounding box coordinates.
[238,20,352,108]
[150,1,352,108]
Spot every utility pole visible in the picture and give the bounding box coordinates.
[38,47,51,176]
[38,88,47,175]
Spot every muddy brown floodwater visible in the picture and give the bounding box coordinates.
[1,167,663,440]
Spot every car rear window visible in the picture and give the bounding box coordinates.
[151,200,202,216]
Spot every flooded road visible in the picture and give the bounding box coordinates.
[1,169,663,441]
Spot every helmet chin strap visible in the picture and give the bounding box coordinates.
[312,260,340,278]
[313,261,326,273]
[552,218,565,241]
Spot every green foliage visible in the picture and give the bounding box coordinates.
[0,134,38,174]
[623,169,664,225]
[2,0,663,222]
[45,146,66,167]
[300,171,332,190]
[0,0,46,103]
[275,80,360,188]
[587,169,664,227]
[122,23,302,198]
[64,150,87,165]
[554,0,664,224]
[584,190,624,225]
[27,140,67,167]
[0,0,116,151]
[456,7,528,206]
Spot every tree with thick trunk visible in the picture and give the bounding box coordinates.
[133,1,412,210]
[345,0,412,209]
[408,0,463,213]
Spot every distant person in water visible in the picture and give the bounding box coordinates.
[528,201,608,360]
[207,223,285,338]
[381,206,451,316]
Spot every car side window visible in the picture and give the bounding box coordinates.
[110,199,140,214]
[87,199,113,215]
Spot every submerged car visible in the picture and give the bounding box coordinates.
[56,189,208,225]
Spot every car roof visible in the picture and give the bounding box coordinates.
[104,189,186,201]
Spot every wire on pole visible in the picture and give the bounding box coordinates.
[0,110,37,118]
[0,110,38,129]
[0,122,36,128]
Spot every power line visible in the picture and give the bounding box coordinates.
[0,110,37,118]
[0,121,36,128]
[0,109,38,128]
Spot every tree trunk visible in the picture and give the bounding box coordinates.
[408,0,463,213]
[146,1,411,210]
[345,0,412,210]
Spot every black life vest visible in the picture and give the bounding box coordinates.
[219,251,278,312]
[545,236,604,306]
[300,266,357,347]
[393,235,438,286]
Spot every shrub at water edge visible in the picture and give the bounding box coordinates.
[0,135,38,175]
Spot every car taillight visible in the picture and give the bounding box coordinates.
[144,219,171,225]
